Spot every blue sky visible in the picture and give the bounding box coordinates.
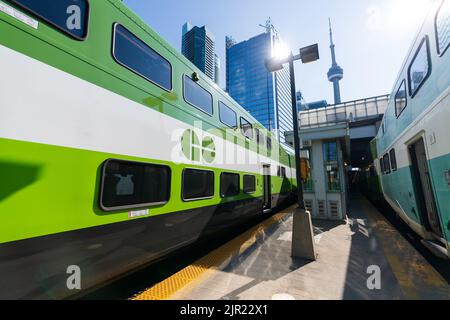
[124,0,433,104]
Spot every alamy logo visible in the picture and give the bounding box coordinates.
[366,265,381,290]
[66,265,81,290]
[181,129,216,163]
[66,5,81,30]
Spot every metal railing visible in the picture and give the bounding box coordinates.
[299,94,389,129]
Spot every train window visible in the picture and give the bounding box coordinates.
[380,158,385,174]
[277,166,287,178]
[255,128,265,146]
[240,117,253,140]
[383,154,391,174]
[390,149,398,171]
[220,172,240,197]
[395,80,408,117]
[219,102,237,128]
[243,175,256,194]
[281,167,287,178]
[267,137,272,151]
[182,169,214,201]
[9,0,89,39]
[435,0,450,56]
[100,159,170,211]
[408,37,431,97]
[183,75,213,115]
[113,24,172,91]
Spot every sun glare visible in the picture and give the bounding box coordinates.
[386,0,434,31]
[272,41,290,60]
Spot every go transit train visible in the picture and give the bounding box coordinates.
[0,0,297,299]
[372,0,450,259]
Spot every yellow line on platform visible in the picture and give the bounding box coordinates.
[131,206,294,300]
[360,197,450,299]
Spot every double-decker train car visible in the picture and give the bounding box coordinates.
[373,0,450,259]
[0,0,297,299]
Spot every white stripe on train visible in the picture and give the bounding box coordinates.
[0,44,295,178]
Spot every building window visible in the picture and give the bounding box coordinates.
[408,37,431,97]
[183,75,213,115]
[323,141,340,192]
[383,153,391,174]
[323,141,338,162]
[395,80,408,117]
[390,149,397,171]
[182,169,214,201]
[240,117,253,140]
[9,0,89,39]
[436,0,450,56]
[99,159,171,211]
[303,149,314,192]
[219,102,237,128]
[243,175,256,194]
[113,24,172,91]
[220,172,240,197]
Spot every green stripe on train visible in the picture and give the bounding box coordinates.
[0,138,294,244]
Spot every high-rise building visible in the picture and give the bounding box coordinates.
[226,20,292,148]
[214,54,220,85]
[327,19,344,104]
[182,22,219,83]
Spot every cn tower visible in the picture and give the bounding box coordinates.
[327,18,344,104]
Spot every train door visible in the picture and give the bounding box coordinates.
[263,164,271,211]
[409,138,443,238]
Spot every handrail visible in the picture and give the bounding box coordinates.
[299,94,389,129]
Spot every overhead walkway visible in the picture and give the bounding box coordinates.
[131,195,450,300]
[283,95,390,222]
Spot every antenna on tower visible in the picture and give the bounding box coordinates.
[259,17,278,35]
[328,17,334,46]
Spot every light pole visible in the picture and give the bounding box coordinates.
[266,44,319,261]
[265,44,320,210]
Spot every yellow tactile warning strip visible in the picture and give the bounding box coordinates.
[131,206,295,300]
[360,197,450,299]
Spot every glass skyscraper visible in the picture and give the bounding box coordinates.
[226,25,292,148]
[182,22,219,84]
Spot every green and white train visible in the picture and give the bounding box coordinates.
[0,0,297,299]
[373,0,450,259]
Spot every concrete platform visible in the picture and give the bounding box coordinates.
[132,196,450,300]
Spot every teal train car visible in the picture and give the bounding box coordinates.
[360,139,383,204]
[0,0,297,298]
[373,0,450,259]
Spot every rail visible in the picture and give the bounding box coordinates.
[299,94,389,129]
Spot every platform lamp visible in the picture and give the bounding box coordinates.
[265,43,319,261]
